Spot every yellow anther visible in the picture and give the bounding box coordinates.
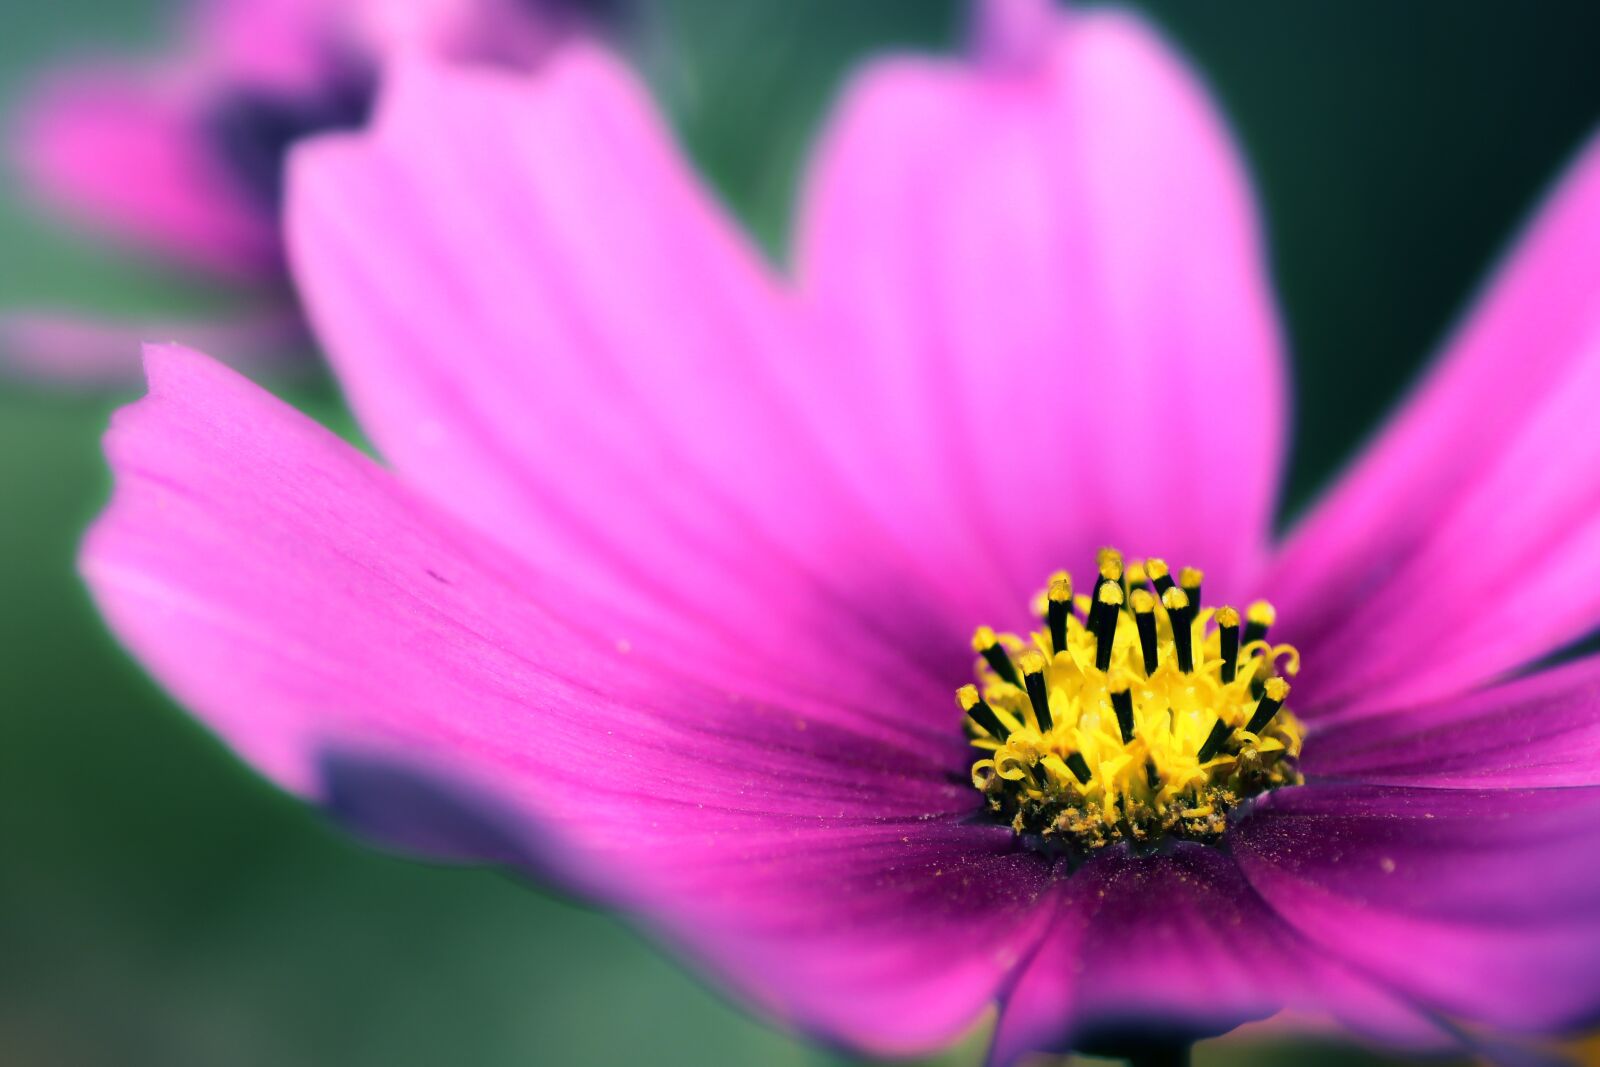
[1247,600,1277,627]
[1096,546,1124,574]
[958,550,1304,848]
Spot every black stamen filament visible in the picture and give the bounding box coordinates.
[1245,679,1289,735]
[1132,591,1159,675]
[1087,551,1123,637]
[1065,751,1093,784]
[1111,687,1135,744]
[1148,559,1174,597]
[1047,581,1071,654]
[1121,563,1148,603]
[1197,717,1232,763]
[1218,607,1240,684]
[1030,759,1051,791]
[1179,567,1203,610]
[980,642,1019,687]
[1084,595,1104,638]
[1165,589,1195,673]
[1094,586,1123,671]
[1024,667,1053,732]
[1242,601,1275,647]
[967,702,1008,740]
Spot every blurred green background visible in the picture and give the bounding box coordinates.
[3,2,1599,1065]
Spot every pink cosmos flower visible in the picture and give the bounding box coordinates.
[5,0,617,382]
[81,0,1600,1063]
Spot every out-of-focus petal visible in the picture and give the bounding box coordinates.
[289,51,990,722]
[1265,133,1600,717]
[350,0,573,68]
[1304,656,1600,788]
[0,303,307,385]
[82,345,1053,1055]
[987,843,1451,1066]
[795,8,1286,609]
[12,65,279,279]
[1234,783,1600,1034]
[186,0,339,94]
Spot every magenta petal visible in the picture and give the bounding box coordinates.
[1265,133,1600,717]
[795,9,1286,608]
[185,0,336,93]
[12,64,279,279]
[1234,783,1600,1033]
[1304,656,1600,788]
[288,51,992,716]
[987,844,1450,1066]
[82,345,1051,1054]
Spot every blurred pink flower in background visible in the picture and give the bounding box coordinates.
[80,0,1600,1062]
[5,0,618,382]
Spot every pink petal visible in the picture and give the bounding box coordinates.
[795,8,1286,609]
[287,51,995,720]
[186,0,340,95]
[12,64,279,280]
[1303,656,1600,788]
[349,0,576,68]
[988,844,1450,1066]
[1234,783,1600,1033]
[83,344,1052,1055]
[1265,133,1600,717]
[0,303,308,385]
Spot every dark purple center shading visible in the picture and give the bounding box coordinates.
[204,60,376,215]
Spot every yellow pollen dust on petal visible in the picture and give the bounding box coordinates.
[957,550,1305,849]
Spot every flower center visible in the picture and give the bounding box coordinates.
[958,549,1304,848]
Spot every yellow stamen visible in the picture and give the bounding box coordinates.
[957,550,1304,848]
